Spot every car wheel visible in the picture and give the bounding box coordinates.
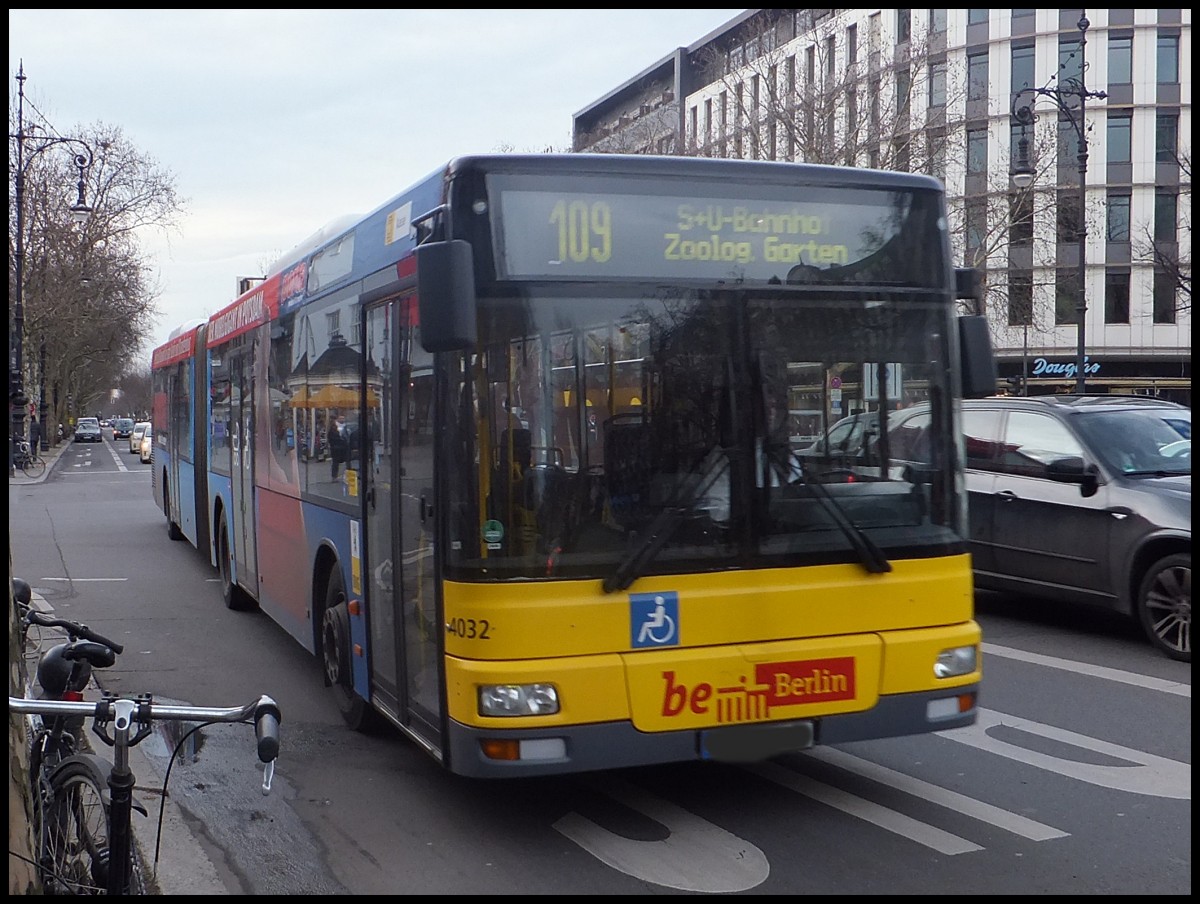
[1136,553,1191,663]
[321,567,377,732]
[218,520,256,611]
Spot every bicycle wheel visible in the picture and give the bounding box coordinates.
[40,760,111,894]
[22,455,47,478]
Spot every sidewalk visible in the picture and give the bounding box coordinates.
[9,439,70,485]
[21,564,230,893]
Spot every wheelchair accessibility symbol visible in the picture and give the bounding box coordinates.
[630,591,679,648]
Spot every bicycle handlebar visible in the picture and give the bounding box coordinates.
[9,693,282,791]
[21,604,125,655]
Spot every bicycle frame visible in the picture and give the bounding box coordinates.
[9,693,280,896]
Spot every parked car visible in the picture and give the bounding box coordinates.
[112,417,135,439]
[73,417,102,443]
[875,395,1190,662]
[129,421,151,454]
[139,426,154,463]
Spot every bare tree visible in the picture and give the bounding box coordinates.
[9,98,186,432]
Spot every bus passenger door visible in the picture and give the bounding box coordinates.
[231,348,258,595]
[364,300,443,748]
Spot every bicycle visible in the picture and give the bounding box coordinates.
[11,592,281,895]
[14,437,47,478]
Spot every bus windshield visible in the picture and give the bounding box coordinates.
[444,286,960,583]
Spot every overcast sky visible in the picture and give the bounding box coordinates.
[9,9,744,365]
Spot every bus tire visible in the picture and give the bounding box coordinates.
[165,483,185,541]
[218,520,256,611]
[321,567,377,732]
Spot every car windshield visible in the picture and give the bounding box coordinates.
[1074,409,1192,476]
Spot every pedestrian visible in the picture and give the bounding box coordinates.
[29,417,41,452]
[329,413,349,479]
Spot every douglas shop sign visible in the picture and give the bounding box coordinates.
[1030,357,1101,380]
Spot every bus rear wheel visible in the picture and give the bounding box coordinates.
[321,567,377,732]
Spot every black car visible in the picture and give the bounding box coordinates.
[112,417,135,439]
[887,396,1190,661]
[73,418,103,443]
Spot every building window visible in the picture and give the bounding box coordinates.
[896,67,911,117]
[1106,193,1131,242]
[897,9,911,43]
[968,9,989,26]
[1057,117,1081,170]
[1153,270,1176,323]
[929,61,947,107]
[1008,271,1033,326]
[1058,36,1083,88]
[1009,192,1033,245]
[967,52,989,102]
[847,86,858,136]
[967,127,988,175]
[1156,34,1179,84]
[1055,268,1079,325]
[965,198,987,262]
[928,134,946,184]
[825,36,836,79]
[718,92,728,157]
[1107,113,1131,164]
[1156,111,1179,163]
[1011,43,1035,95]
[1057,190,1081,244]
[1104,270,1130,324]
[1108,33,1133,85]
[1154,191,1177,243]
[929,9,947,34]
[847,24,858,67]
[703,98,713,149]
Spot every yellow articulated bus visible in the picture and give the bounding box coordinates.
[155,153,996,777]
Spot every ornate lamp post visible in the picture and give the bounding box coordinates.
[10,61,94,474]
[1010,13,1106,394]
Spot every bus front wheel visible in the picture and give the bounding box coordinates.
[321,567,377,732]
[218,520,256,611]
[164,483,184,541]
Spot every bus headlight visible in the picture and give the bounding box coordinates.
[478,683,560,717]
[933,645,977,678]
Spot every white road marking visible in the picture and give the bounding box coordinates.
[554,776,769,892]
[941,708,1190,800]
[805,747,1068,840]
[745,760,983,854]
[982,643,1191,697]
[40,577,129,582]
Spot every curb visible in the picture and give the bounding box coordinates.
[25,592,230,895]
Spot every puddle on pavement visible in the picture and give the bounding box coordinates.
[137,698,208,764]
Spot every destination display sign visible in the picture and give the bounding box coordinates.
[493,179,943,286]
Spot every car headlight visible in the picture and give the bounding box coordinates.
[478,683,560,717]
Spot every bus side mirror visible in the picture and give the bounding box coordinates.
[958,315,997,399]
[416,239,477,353]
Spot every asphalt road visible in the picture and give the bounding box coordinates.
[10,436,1192,894]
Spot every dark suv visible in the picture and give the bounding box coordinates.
[884,396,1190,661]
[112,418,135,439]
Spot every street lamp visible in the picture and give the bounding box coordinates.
[10,61,94,474]
[1010,12,1106,394]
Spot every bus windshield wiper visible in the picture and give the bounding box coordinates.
[789,453,892,575]
[602,447,731,594]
